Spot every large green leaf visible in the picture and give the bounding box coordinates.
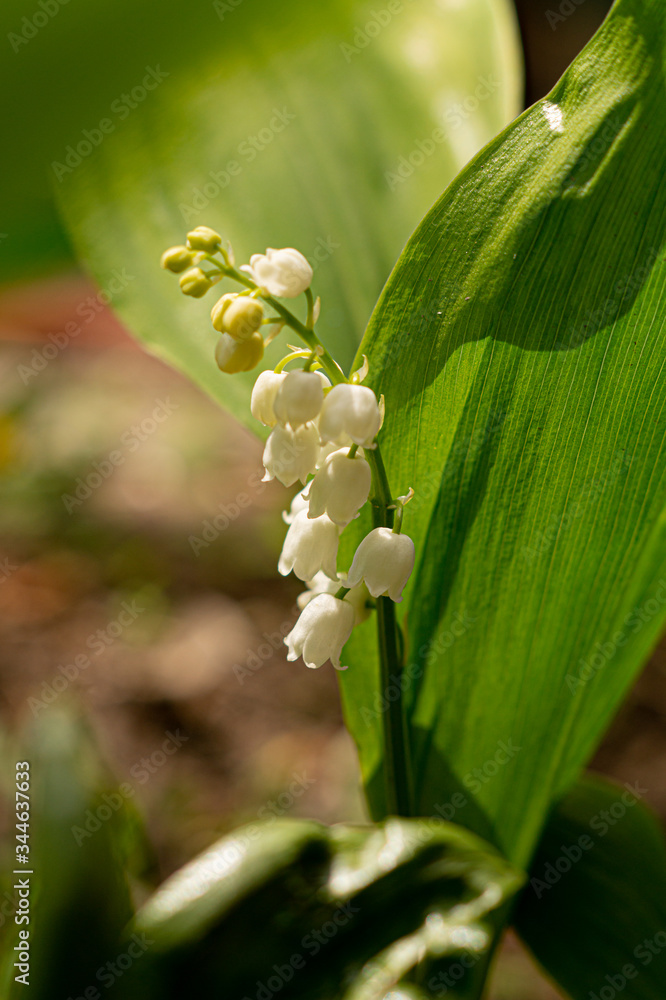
[55,0,521,426]
[114,816,522,999]
[0,708,136,1000]
[515,774,666,1000]
[339,0,666,866]
[0,0,239,280]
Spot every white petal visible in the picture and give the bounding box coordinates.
[319,384,382,447]
[285,594,354,670]
[306,449,371,526]
[347,527,415,602]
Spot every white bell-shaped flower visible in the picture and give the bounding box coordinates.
[283,486,310,525]
[262,423,320,487]
[315,440,340,469]
[278,510,340,581]
[318,384,382,447]
[247,248,313,298]
[347,527,415,603]
[285,593,355,670]
[273,370,330,429]
[251,370,286,426]
[306,448,371,526]
[298,571,372,626]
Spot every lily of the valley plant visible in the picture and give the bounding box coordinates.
[161,225,416,814]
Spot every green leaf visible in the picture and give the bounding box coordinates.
[339,0,666,865]
[514,773,666,1000]
[0,707,136,1000]
[116,816,522,999]
[54,0,521,428]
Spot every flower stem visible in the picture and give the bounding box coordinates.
[367,447,413,818]
[376,595,413,816]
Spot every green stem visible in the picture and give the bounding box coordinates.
[366,446,413,817]
[376,595,412,817]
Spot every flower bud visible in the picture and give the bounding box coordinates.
[318,384,382,447]
[306,448,371,526]
[251,370,287,426]
[347,527,415,603]
[285,593,354,670]
[215,332,264,374]
[179,267,213,298]
[160,245,195,273]
[223,297,264,341]
[248,247,313,298]
[186,226,222,253]
[297,571,371,626]
[210,293,237,332]
[278,510,340,581]
[273,370,329,429]
[262,423,320,487]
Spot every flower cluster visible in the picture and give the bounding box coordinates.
[161,226,415,671]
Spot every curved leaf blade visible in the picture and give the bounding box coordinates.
[118,817,522,999]
[515,773,666,1000]
[340,0,666,866]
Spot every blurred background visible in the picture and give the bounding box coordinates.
[5,1,664,997]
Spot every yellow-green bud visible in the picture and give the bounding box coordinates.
[160,245,195,273]
[223,297,264,341]
[179,267,213,298]
[186,226,222,253]
[210,293,238,333]
[215,332,264,374]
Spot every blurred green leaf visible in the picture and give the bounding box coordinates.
[0,707,140,999]
[0,0,271,278]
[338,0,666,866]
[53,0,521,425]
[118,816,522,999]
[515,774,666,1000]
